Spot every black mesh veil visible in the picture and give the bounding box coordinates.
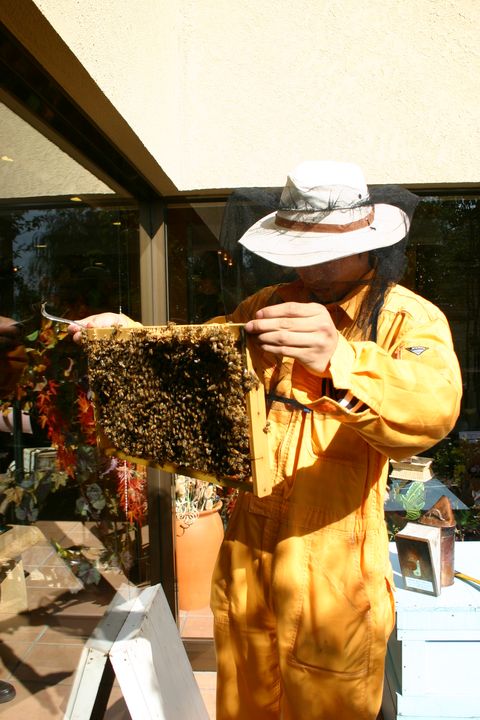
[363,184,420,339]
[218,183,420,338]
[218,187,293,310]
[219,187,280,257]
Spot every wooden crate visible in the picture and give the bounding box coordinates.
[85,324,272,497]
[389,455,434,482]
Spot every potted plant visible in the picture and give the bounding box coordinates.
[174,474,224,610]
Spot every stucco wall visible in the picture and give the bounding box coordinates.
[32,0,480,190]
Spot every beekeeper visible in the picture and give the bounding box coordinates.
[69,160,462,720]
[209,161,461,720]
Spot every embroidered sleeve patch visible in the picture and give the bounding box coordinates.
[406,346,428,355]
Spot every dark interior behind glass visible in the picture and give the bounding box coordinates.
[166,192,480,434]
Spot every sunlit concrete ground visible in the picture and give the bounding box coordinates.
[0,521,216,719]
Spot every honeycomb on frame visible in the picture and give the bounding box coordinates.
[84,324,272,497]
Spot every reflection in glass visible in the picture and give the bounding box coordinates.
[166,196,295,324]
[1,204,140,323]
[167,193,480,434]
[409,195,480,431]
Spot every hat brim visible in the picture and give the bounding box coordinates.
[238,203,409,267]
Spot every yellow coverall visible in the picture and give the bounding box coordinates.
[211,278,462,720]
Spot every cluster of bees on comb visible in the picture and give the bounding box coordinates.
[85,324,257,482]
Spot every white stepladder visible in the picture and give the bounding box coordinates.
[64,583,210,720]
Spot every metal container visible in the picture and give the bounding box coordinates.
[419,495,456,588]
[440,525,456,586]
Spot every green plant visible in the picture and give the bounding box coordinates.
[0,455,68,523]
[433,438,480,507]
[454,508,480,541]
[175,474,220,525]
[52,540,102,586]
[0,319,147,579]
[386,515,405,542]
[432,438,465,485]
[398,481,426,520]
[385,481,426,540]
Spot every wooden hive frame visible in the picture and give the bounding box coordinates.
[85,324,272,497]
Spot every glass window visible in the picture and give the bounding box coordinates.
[0,100,144,586]
[167,191,480,435]
[1,203,140,323]
[407,194,480,432]
[167,190,480,543]
[166,193,295,323]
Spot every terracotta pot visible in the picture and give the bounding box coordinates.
[175,501,224,611]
